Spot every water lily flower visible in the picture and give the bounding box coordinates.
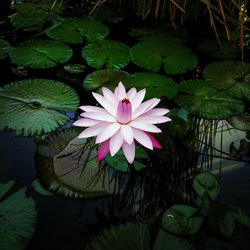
[73,82,171,163]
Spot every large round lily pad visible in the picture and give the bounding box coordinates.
[82,39,130,69]
[0,79,79,136]
[36,128,116,198]
[132,72,178,99]
[227,113,250,131]
[85,223,151,250]
[203,61,250,101]
[0,181,37,250]
[130,38,198,74]
[10,39,73,69]
[174,80,244,120]
[83,69,133,91]
[46,17,109,44]
[0,39,11,60]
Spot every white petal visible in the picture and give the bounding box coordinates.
[144,108,170,116]
[127,87,137,100]
[137,115,172,124]
[131,89,146,112]
[110,131,123,156]
[73,118,100,127]
[121,125,134,145]
[133,128,153,150]
[132,98,160,119]
[117,81,127,100]
[92,92,116,116]
[102,87,117,105]
[122,141,135,164]
[96,123,121,144]
[82,112,116,122]
[129,120,162,133]
[79,105,104,112]
[78,123,107,138]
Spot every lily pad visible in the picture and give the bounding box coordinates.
[227,113,250,131]
[82,40,130,69]
[36,128,116,198]
[0,79,79,136]
[46,17,109,44]
[85,223,151,250]
[219,209,235,237]
[198,40,238,60]
[232,207,250,228]
[204,60,250,100]
[0,181,37,250]
[132,72,178,99]
[161,204,203,236]
[83,69,133,91]
[192,171,221,201]
[0,39,11,60]
[31,179,54,196]
[130,39,198,74]
[63,64,86,74]
[10,39,72,69]
[174,80,244,120]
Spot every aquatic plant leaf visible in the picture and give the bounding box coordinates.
[132,72,178,99]
[219,210,235,237]
[192,171,221,201]
[46,17,109,44]
[83,69,133,91]
[0,181,15,198]
[82,40,130,69]
[85,223,151,250]
[63,64,86,74]
[10,39,72,69]
[174,80,244,120]
[0,39,11,60]
[198,40,238,59]
[232,208,250,228]
[203,61,250,95]
[0,182,37,250]
[0,79,79,136]
[161,204,203,236]
[153,229,196,250]
[31,179,54,196]
[130,39,198,74]
[36,128,115,198]
[227,113,250,131]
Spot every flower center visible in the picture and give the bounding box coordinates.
[116,98,132,124]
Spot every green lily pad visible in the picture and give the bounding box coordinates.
[174,79,244,120]
[85,223,151,250]
[10,39,72,69]
[31,179,54,196]
[36,128,116,198]
[0,39,11,60]
[198,40,238,60]
[83,69,133,91]
[0,79,79,136]
[204,60,250,100]
[161,204,203,236]
[153,229,196,250]
[227,113,250,131]
[46,17,109,44]
[82,40,130,69]
[192,171,221,201]
[232,207,250,228]
[130,39,198,74]
[219,209,235,237]
[0,181,37,250]
[132,72,178,99]
[63,64,86,74]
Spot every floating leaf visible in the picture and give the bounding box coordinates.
[0,39,11,60]
[83,69,133,91]
[227,113,250,131]
[0,79,79,136]
[82,40,130,69]
[198,40,238,59]
[36,128,116,198]
[10,39,72,69]
[232,207,250,228]
[161,205,203,236]
[153,229,196,250]
[219,209,235,237]
[192,171,221,201]
[130,39,198,74]
[46,17,109,44]
[132,72,178,99]
[174,80,244,120]
[203,61,250,101]
[85,223,151,250]
[63,64,86,74]
[31,179,54,196]
[0,181,37,250]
